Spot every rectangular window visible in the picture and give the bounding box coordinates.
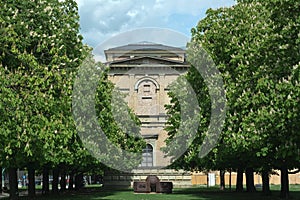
[140,144,153,167]
[144,84,150,92]
[142,96,152,100]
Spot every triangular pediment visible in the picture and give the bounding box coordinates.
[108,56,185,65]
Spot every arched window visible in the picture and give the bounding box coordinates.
[141,144,153,167]
[134,77,159,91]
[135,78,159,115]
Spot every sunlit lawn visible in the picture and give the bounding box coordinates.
[8,184,300,200]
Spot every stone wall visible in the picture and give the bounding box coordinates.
[191,171,300,186]
[104,170,300,189]
[104,169,192,188]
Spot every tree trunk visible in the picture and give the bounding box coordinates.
[60,170,66,192]
[75,173,84,191]
[262,170,271,195]
[280,165,289,199]
[9,167,18,200]
[42,167,49,195]
[245,167,256,192]
[236,167,243,192]
[28,165,36,197]
[220,170,225,190]
[52,168,59,194]
[68,173,74,191]
[229,169,232,191]
[0,167,2,193]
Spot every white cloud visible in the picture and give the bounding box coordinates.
[76,0,236,47]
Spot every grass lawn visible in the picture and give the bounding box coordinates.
[9,184,300,200]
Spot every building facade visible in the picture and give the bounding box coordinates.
[103,42,193,188]
[105,42,189,168]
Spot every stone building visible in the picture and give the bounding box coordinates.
[104,42,192,187]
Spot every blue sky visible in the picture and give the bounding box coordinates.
[76,0,236,48]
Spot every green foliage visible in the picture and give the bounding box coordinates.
[165,0,300,174]
[1,0,146,174]
[163,65,211,170]
[72,47,145,172]
[0,0,84,170]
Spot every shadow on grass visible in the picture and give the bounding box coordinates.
[172,186,300,200]
[5,185,300,200]
[3,187,124,200]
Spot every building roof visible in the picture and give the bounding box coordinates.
[105,42,185,52]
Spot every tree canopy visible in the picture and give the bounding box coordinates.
[164,0,300,198]
[0,0,145,198]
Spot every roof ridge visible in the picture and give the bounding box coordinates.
[133,41,158,45]
[105,42,185,51]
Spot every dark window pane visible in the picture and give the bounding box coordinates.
[140,144,153,167]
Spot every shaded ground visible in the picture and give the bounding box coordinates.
[1,185,299,199]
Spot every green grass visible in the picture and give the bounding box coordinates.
[8,185,300,200]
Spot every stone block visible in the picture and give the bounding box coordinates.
[133,182,148,193]
[160,182,173,193]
